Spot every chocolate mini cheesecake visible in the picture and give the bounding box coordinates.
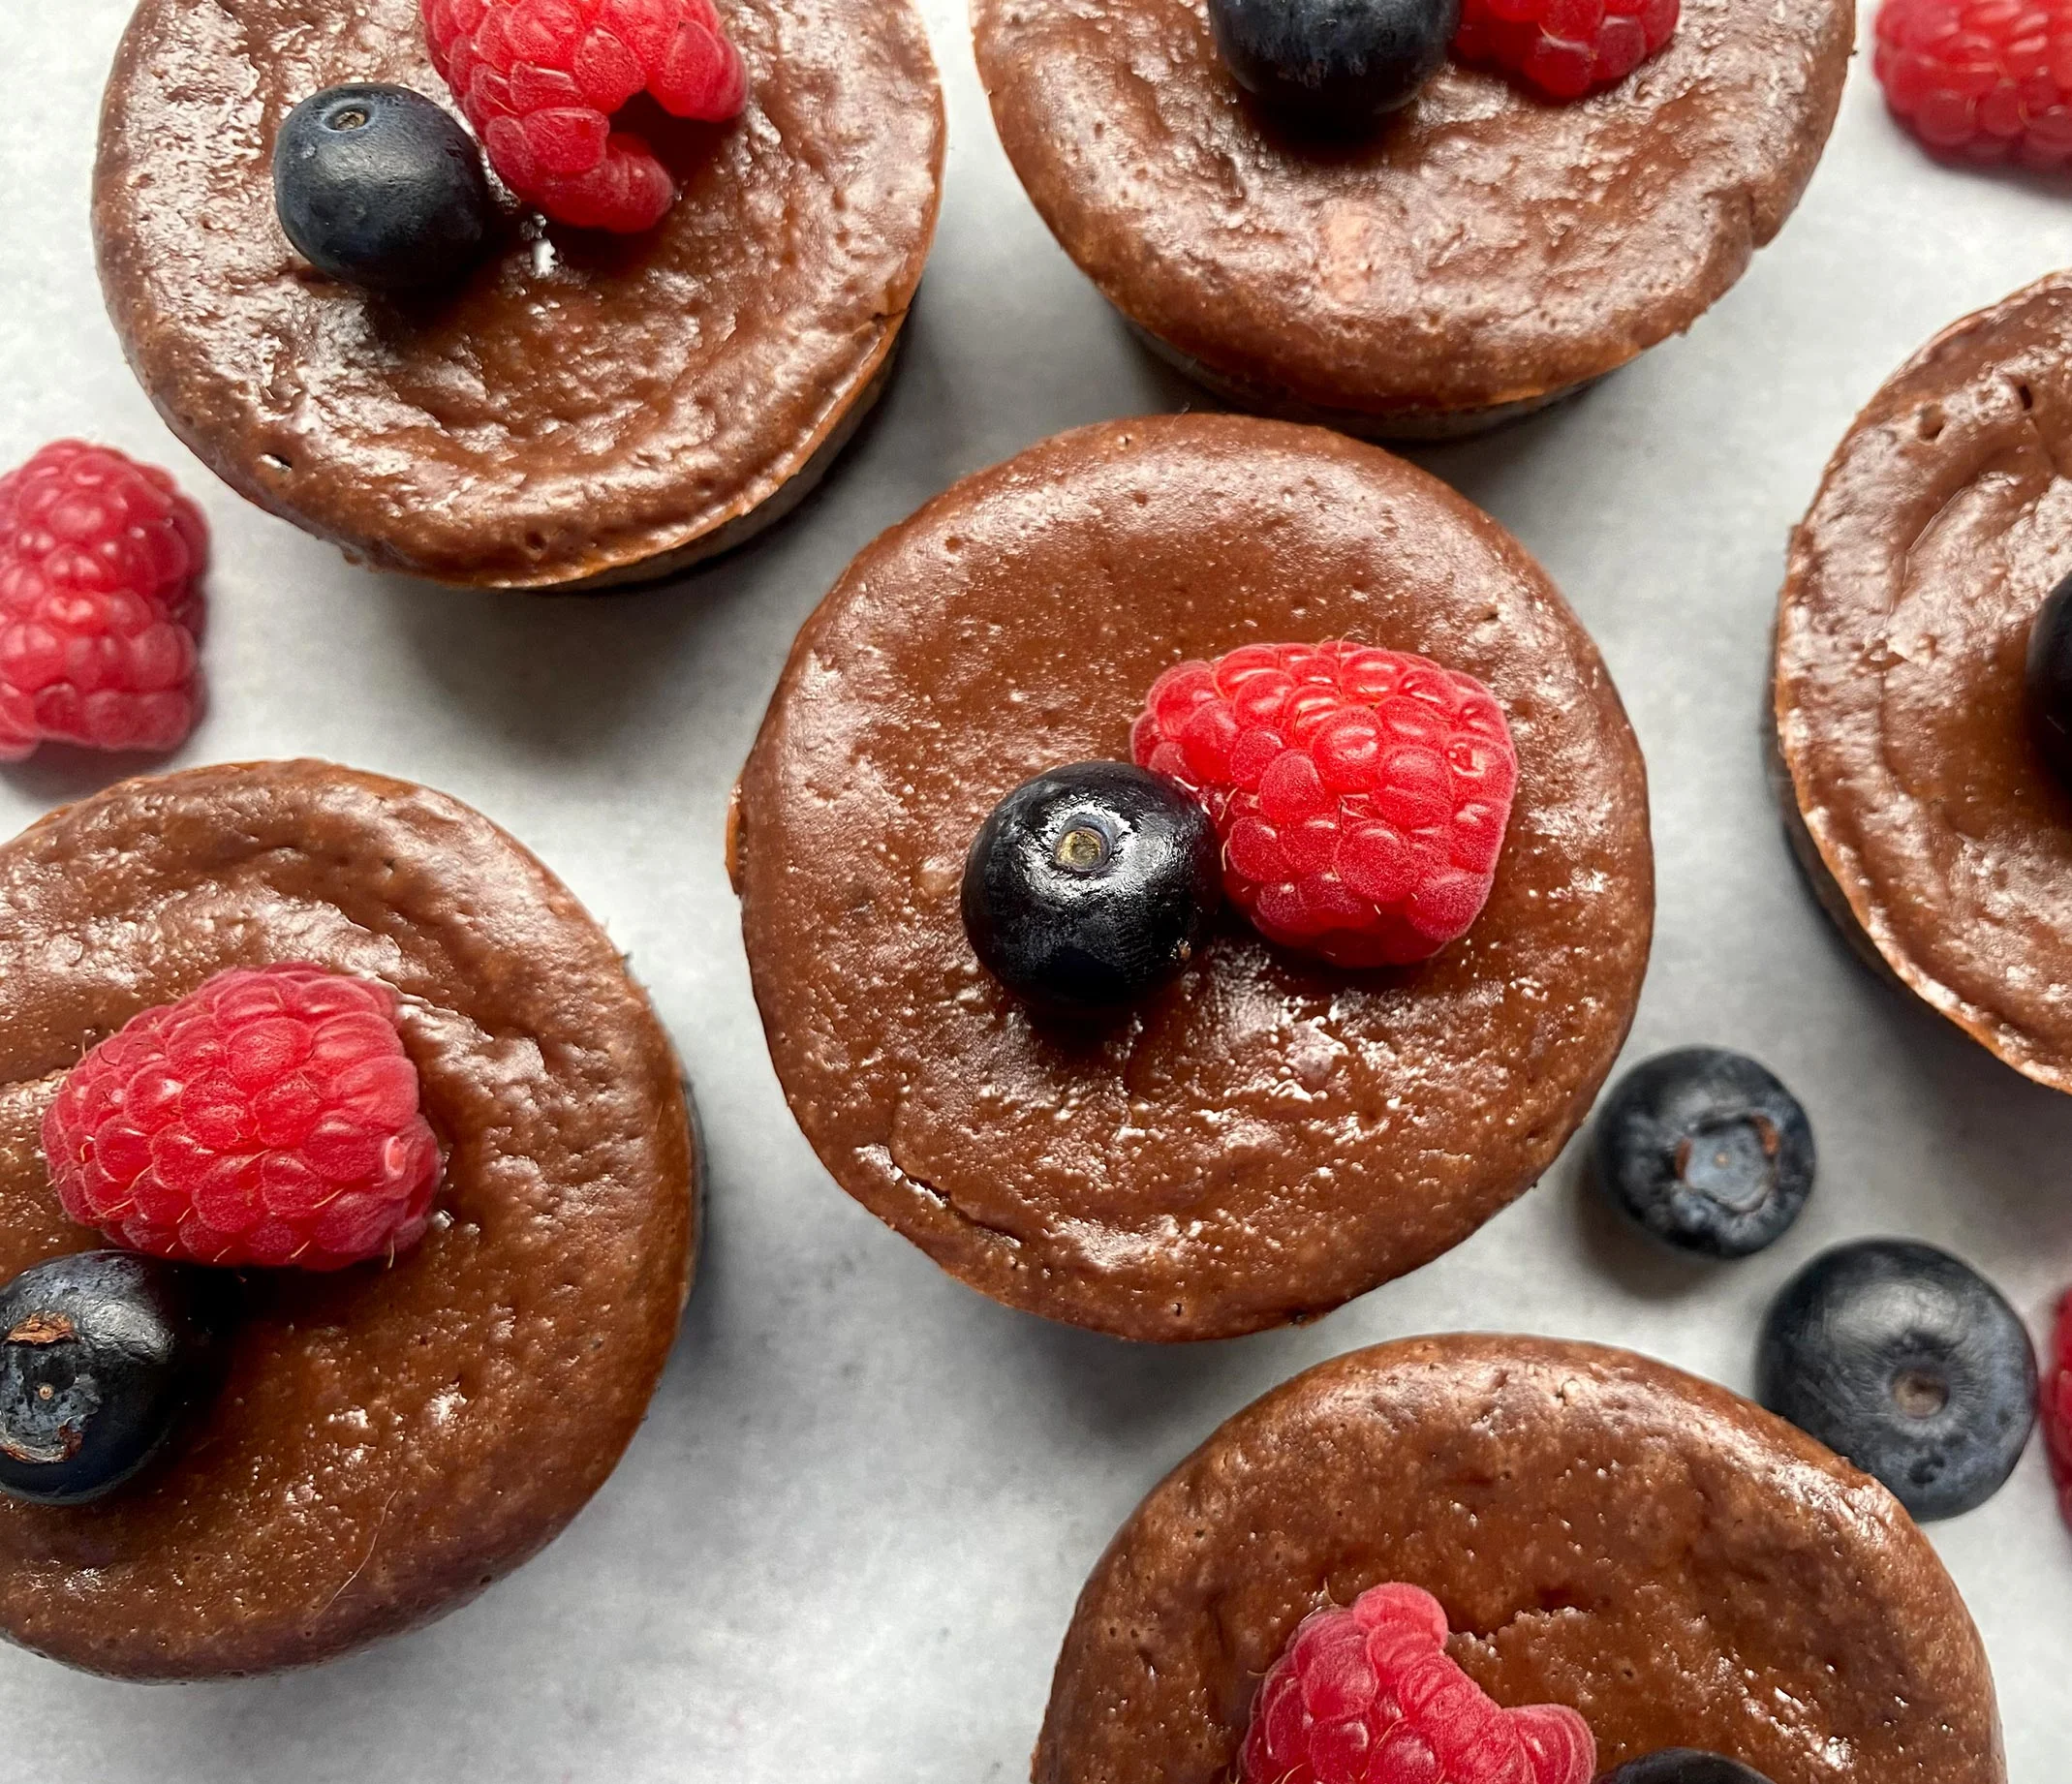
[0,760,695,1676]
[93,0,943,589]
[973,0,1851,437]
[1775,273,2072,1093]
[732,415,1652,1340]
[1038,1336,2005,1784]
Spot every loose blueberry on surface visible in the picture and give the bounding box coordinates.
[0,1250,231,1506]
[273,84,493,292]
[1592,1047,1814,1259]
[1598,1754,1777,1784]
[1757,1238,2036,1522]
[1207,0,1461,131]
[2026,569,2072,790]
[962,762,1221,1013]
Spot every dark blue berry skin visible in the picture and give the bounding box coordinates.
[1757,1239,2035,1522]
[273,85,493,293]
[962,762,1220,1014]
[1599,1755,1777,1784]
[1208,0,1460,131]
[0,1251,232,1506]
[1592,1048,1814,1259]
[2026,568,2072,788]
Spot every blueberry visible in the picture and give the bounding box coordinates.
[1207,0,1460,131]
[1599,1755,1777,1784]
[962,762,1221,1013]
[0,1251,232,1505]
[2026,568,2072,789]
[1592,1048,1814,1259]
[1757,1239,2035,1522]
[273,85,493,292]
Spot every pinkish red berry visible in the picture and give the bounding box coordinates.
[1240,1584,1595,1784]
[1454,0,1679,100]
[422,0,749,231]
[2044,1288,2072,1524]
[0,442,206,761]
[42,966,443,1273]
[1131,641,1519,969]
[1873,0,2072,167]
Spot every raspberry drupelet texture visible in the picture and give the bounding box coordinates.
[2044,1288,2072,1525]
[1454,0,1679,100]
[42,966,443,1273]
[1873,0,2072,166]
[0,442,206,761]
[1241,1584,1596,1784]
[422,0,749,232]
[1132,642,1519,969]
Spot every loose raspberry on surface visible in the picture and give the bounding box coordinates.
[1240,1583,1596,1784]
[42,966,443,1273]
[0,442,206,762]
[422,0,749,232]
[1131,642,1519,969]
[2044,1288,2072,1524]
[1454,0,1679,100]
[1873,0,2072,167]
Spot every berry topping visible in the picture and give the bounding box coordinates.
[963,761,1221,1013]
[0,441,205,762]
[0,1251,232,1505]
[1208,0,1461,129]
[1599,1756,1778,1784]
[422,0,749,233]
[1453,0,1679,100]
[1131,642,1517,969]
[273,85,495,292]
[1873,0,2072,168]
[42,966,443,1273]
[2027,569,2072,787]
[1240,1583,1595,1784]
[2042,1288,2072,1525]
[1592,1048,1814,1259]
[1757,1239,2036,1521]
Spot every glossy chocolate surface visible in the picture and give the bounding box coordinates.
[973,0,1851,424]
[94,0,943,587]
[733,416,1652,1339]
[1037,1336,2004,1784]
[1777,274,2072,1093]
[0,761,695,1676]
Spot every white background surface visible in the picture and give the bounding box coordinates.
[1,1,2069,1777]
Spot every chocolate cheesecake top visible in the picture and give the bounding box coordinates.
[0,761,694,1677]
[973,0,1850,422]
[1037,1336,2004,1784]
[733,416,1652,1340]
[94,0,943,588]
[1777,273,2072,1093]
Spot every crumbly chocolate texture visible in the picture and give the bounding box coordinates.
[0,761,695,1677]
[1037,1335,2005,1784]
[1776,272,2072,1092]
[734,415,1652,1340]
[974,0,1851,426]
[93,0,943,588]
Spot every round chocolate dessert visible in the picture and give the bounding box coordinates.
[0,760,695,1677]
[732,415,1652,1340]
[1775,272,2072,1093]
[93,0,943,588]
[972,0,1851,437]
[1037,1336,2005,1784]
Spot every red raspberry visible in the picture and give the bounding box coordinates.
[422,0,748,232]
[0,442,206,762]
[42,966,443,1273]
[1241,1584,1595,1784]
[1873,0,2072,167]
[1131,642,1519,969]
[2044,1289,2072,1525]
[1454,0,1680,100]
